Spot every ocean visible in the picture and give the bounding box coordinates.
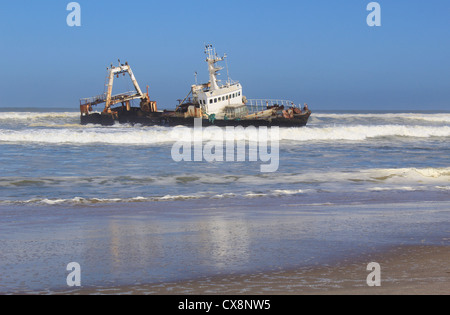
[0,108,449,294]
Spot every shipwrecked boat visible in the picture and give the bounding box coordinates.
[80,45,311,127]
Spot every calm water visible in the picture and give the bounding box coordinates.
[0,109,449,293]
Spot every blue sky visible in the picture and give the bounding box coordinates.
[0,0,449,110]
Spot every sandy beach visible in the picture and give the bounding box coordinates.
[1,198,449,295]
[62,245,449,295]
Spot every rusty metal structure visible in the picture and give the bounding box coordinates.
[80,61,156,121]
[79,46,311,127]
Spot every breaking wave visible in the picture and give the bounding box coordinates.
[1,167,448,188]
[0,112,79,121]
[1,167,448,205]
[0,124,449,145]
[0,111,448,145]
[0,127,175,145]
[0,191,311,205]
[312,113,450,123]
[279,125,450,142]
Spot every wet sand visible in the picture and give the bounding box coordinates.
[1,199,448,295]
[64,245,449,295]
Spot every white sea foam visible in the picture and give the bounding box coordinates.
[0,111,449,144]
[241,167,450,187]
[0,124,448,145]
[272,189,306,195]
[0,195,205,205]
[2,196,152,205]
[0,127,177,145]
[0,112,80,121]
[368,186,425,192]
[1,167,448,205]
[313,113,450,123]
[279,125,450,142]
[0,168,448,189]
[0,190,303,205]
[328,167,450,184]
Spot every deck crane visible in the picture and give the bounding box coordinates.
[79,61,156,118]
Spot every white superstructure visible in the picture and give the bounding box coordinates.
[191,45,244,118]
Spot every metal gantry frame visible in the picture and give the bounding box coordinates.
[80,61,152,115]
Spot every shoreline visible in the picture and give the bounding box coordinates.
[1,199,448,295]
[59,245,449,295]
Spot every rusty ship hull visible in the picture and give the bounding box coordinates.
[81,107,311,127]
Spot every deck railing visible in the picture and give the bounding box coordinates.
[245,99,297,114]
[80,91,137,106]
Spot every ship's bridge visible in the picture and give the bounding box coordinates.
[192,45,244,117]
[196,83,243,117]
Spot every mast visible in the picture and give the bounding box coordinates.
[204,44,225,91]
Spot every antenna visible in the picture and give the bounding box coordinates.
[194,71,198,85]
[224,54,230,85]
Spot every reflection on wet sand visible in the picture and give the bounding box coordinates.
[0,199,448,294]
[197,216,251,269]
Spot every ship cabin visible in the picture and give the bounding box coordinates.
[179,45,246,119]
[194,82,244,118]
